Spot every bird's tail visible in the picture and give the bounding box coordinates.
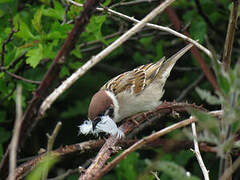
[158,43,193,80]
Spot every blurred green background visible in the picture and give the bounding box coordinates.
[0,0,240,179]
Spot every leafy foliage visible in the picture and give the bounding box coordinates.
[0,0,239,179]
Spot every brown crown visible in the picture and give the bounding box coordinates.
[88,90,113,121]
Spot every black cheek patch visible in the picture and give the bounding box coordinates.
[93,117,102,130]
[108,106,114,118]
[104,105,114,118]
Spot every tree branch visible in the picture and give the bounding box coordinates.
[4,70,41,84]
[8,85,23,180]
[222,0,239,71]
[191,122,209,180]
[42,122,62,180]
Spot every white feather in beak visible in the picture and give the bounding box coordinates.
[78,120,93,135]
[79,116,124,138]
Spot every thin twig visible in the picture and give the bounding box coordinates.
[7,51,27,70]
[151,171,161,180]
[79,27,124,48]
[46,122,62,153]
[95,117,196,180]
[222,0,239,71]
[4,70,41,84]
[42,122,62,180]
[110,0,159,8]
[191,122,209,180]
[67,0,213,59]
[61,0,70,25]
[1,15,19,66]
[8,85,23,180]
[40,0,176,116]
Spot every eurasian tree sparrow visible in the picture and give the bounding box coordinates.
[79,44,193,138]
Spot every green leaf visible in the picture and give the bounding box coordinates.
[43,41,58,59]
[189,18,207,43]
[195,87,220,105]
[85,15,107,43]
[211,59,230,94]
[69,61,83,70]
[42,0,65,20]
[32,6,43,34]
[14,17,35,40]
[60,66,70,78]
[102,0,111,6]
[190,109,219,136]
[157,161,200,180]
[72,46,82,59]
[218,74,230,94]
[47,22,72,40]
[27,155,58,180]
[26,45,43,68]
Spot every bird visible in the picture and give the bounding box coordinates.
[79,44,193,138]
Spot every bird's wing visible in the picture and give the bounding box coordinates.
[101,57,165,95]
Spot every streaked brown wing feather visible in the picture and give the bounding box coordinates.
[101,57,165,95]
[101,71,135,94]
